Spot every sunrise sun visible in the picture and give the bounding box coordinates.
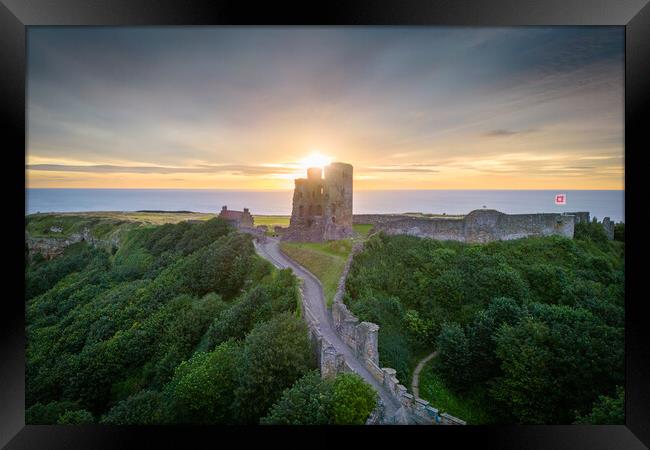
[299,152,332,170]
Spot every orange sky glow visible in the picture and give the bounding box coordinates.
[26,27,624,191]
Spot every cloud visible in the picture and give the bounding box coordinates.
[361,165,439,173]
[25,27,624,189]
[483,128,538,137]
[26,164,294,176]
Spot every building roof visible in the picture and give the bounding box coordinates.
[219,210,246,220]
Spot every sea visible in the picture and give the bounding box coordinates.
[25,189,625,223]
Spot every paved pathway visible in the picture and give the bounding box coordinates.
[411,351,438,399]
[254,237,400,421]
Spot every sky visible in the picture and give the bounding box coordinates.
[26,27,624,190]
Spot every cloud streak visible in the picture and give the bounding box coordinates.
[27,164,295,175]
[483,129,538,137]
[26,27,624,190]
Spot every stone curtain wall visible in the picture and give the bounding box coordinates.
[331,244,466,425]
[295,282,353,378]
[354,210,582,243]
[602,217,615,240]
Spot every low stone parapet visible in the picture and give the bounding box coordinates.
[440,412,467,425]
[297,283,348,380]
[329,241,466,425]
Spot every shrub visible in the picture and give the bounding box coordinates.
[234,313,315,423]
[331,373,377,425]
[574,221,609,246]
[57,409,94,424]
[166,340,241,424]
[435,323,472,392]
[613,223,624,242]
[26,400,80,424]
[574,386,624,424]
[261,371,334,425]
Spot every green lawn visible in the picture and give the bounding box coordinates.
[279,240,352,307]
[25,211,217,237]
[352,223,374,238]
[252,215,290,228]
[418,362,491,425]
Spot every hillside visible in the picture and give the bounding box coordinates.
[25,216,376,425]
[343,220,625,424]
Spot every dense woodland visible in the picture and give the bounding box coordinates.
[25,218,375,425]
[344,220,625,424]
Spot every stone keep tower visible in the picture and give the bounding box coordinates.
[283,162,353,242]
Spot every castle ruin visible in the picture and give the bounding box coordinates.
[352,209,615,243]
[283,162,353,242]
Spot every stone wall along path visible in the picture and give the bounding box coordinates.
[253,237,401,421]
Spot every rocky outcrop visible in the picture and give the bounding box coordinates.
[26,228,122,260]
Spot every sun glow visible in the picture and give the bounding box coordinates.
[299,152,333,170]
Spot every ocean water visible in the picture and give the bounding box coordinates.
[25,189,625,223]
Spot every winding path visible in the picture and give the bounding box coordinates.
[254,237,400,421]
[411,351,438,399]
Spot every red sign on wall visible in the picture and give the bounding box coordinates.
[555,193,567,205]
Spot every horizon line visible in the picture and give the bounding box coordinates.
[25,187,625,191]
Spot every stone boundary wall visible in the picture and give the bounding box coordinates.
[353,210,612,244]
[277,245,353,379]
[299,287,354,379]
[602,217,615,240]
[354,210,579,243]
[330,244,466,425]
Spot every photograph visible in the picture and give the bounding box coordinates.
[23,25,626,427]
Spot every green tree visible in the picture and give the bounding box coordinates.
[101,390,168,425]
[404,309,435,344]
[613,223,624,242]
[167,340,241,424]
[57,409,94,424]
[491,304,623,424]
[465,297,525,383]
[490,318,555,423]
[26,400,80,424]
[574,386,624,424]
[331,373,377,425]
[261,371,334,425]
[234,313,315,423]
[435,323,472,392]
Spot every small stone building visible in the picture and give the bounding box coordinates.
[218,205,254,229]
[283,162,353,242]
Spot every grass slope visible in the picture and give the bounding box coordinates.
[280,240,352,307]
[252,215,290,228]
[352,223,373,238]
[25,211,217,237]
[418,362,491,425]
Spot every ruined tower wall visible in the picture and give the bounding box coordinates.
[284,162,353,242]
[323,162,353,240]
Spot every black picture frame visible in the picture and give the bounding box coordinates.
[2,1,648,448]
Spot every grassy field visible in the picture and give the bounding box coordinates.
[279,240,352,306]
[352,223,374,238]
[25,211,217,236]
[418,362,491,425]
[252,215,290,228]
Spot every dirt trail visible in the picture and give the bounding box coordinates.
[411,351,438,399]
